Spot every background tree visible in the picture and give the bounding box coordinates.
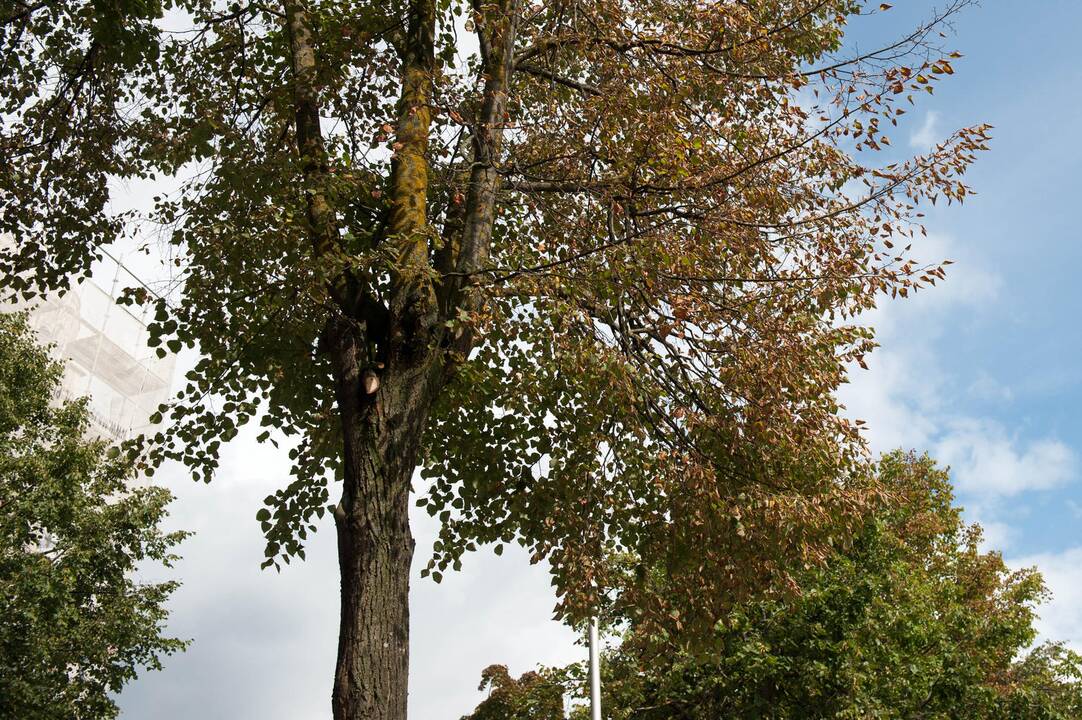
[489,453,1082,720]
[459,664,566,720]
[1,1,988,717]
[0,312,187,720]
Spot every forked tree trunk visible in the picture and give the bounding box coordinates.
[329,328,438,720]
[304,0,519,714]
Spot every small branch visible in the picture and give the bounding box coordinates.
[515,62,600,95]
[469,0,493,65]
[501,178,610,193]
[0,0,49,26]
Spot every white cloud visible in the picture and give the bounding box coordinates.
[935,420,1074,497]
[840,231,1074,522]
[841,344,939,453]
[119,444,341,720]
[410,497,582,717]
[973,517,1014,552]
[840,233,1003,455]
[968,371,1014,403]
[893,230,1001,314]
[910,110,941,151]
[1010,547,1082,651]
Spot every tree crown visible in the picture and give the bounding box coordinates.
[1,0,988,624]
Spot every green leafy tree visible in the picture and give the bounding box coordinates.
[1,1,988,716]
[0,313,187,720]
[503,453,1082,720]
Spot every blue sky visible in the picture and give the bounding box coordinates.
[873,0,1082,555]
[114,2,1082,717]
[835,0,1082,648]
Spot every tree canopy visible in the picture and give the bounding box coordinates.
[1,0,989,715]
[465,453,1082,720]
[460,664,566,720]
[0,312,187,720]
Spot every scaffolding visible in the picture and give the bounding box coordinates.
[14,261,177,444]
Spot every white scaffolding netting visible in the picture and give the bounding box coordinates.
[4,250,178,444]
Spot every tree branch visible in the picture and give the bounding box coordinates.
[441,0,523,356]
[386,0,438,329]
[515,61,600,95]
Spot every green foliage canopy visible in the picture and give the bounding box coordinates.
[2,0,993,713]
[0,313,187,720]
[466,453,1082,720]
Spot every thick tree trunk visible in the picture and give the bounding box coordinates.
[285,0,518,713]
[328,325,438,720]
[331,450,414,720]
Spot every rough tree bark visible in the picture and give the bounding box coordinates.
[285,0,519,715]
[283,0,431,715]
[329,325,441,720]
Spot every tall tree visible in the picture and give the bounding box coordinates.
[1,1,988,717]
[464,453,1082,720]
[0,312,187,720]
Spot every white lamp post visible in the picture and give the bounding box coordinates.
[588,615,602,720]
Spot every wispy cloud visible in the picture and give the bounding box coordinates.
[841,230,1075,517]
[968,371,1014,403]
[936,421,1074,497]
[910,110,941,151]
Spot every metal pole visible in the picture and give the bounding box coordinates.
[588,615,602,720]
